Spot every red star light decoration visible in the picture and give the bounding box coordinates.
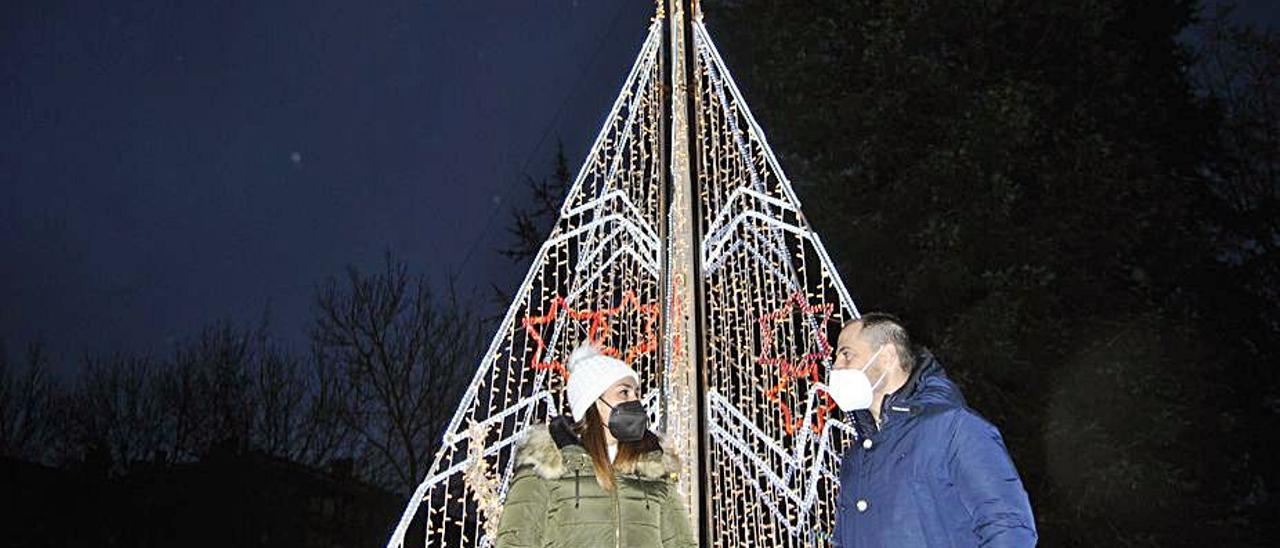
[757,291,838,436]
[522,290,660,380]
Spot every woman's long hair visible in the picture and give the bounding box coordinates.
[575,404,661,491]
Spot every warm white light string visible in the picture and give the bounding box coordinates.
[384,20,664,548]
[385,6,868,546]
[693,21,859,313]
[691,15,863,547]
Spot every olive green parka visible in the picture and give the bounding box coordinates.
[494,417,696,548]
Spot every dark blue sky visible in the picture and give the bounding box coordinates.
[3,1,1277,375]
[3,0,653,372]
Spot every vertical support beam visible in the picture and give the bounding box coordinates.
[683,2,712,544]
[655,0,671,438]
[661,0,706,544]
[665,0,713,545]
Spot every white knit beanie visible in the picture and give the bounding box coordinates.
[565,343,639,422]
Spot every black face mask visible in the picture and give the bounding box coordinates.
[599,399,648,442]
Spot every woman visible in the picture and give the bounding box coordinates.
[495,344,696,548]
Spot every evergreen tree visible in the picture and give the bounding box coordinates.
[708,0,1273,543]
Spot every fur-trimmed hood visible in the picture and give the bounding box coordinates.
[512,417,680,482]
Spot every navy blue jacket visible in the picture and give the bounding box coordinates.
[834,352,1037,547]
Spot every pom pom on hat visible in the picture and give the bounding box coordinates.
[566,343,604,371]
[565,343,639,421]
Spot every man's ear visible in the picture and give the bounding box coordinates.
[881,344,901,371]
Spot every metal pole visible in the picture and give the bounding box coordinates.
[663,0,709,544]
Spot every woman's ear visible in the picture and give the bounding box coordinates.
[594,399,612,422]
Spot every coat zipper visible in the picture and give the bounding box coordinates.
[613,483,622,548]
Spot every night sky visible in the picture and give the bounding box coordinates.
[3,0,653,374]
[3,1,1276,376]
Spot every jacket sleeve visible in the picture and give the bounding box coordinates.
[494,465,548,548]
[833,505,846,548]
[660,481,697,548]
[831,443,854,548]
[947,411,1038,547]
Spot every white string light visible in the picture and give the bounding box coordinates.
[384,4,865,547]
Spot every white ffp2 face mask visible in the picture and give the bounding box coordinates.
[825,346,888,411]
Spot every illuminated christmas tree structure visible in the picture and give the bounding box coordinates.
[386,2,862,546]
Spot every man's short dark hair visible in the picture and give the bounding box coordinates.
[842,312,915,372]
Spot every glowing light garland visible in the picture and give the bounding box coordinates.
[385,3,863,547]
[522,290,661,380]
[758,292,839,437]
[690,10,864,546]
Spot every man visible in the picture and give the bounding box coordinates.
[830,313,1037,547]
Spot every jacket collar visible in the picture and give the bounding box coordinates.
[512,416,679,482]
[861,350,966,432]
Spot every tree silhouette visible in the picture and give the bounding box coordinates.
[311,252,484,493]
[0,342,59,464]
